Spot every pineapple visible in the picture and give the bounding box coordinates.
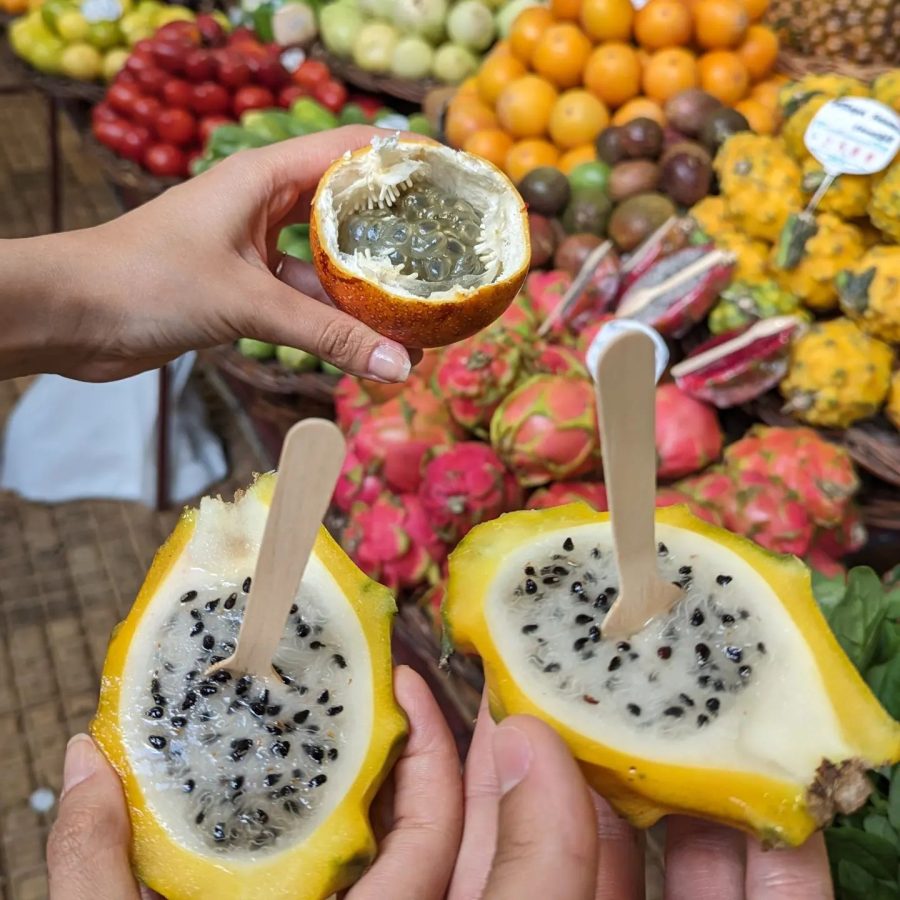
[780,318,893,429]
[801,159,871,219]
[771,213,866,312]
[869,160,900,243]
[873,70,900,113]
[766,0,897,66]
[837,246,900,344]
[715,134,804,242]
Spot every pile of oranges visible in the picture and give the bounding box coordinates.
[446,0,786,183]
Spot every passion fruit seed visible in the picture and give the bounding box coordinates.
[338,185,486,285]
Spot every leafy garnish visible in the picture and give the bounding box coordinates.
[815,567,900,899]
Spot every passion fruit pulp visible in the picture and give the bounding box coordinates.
[311,135,530,348]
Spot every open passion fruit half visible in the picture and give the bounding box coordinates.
[310,135,531,348]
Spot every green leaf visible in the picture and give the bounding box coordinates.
[873,621,900,667]
[826,567,889,671]
[836,859,877,898]
[865,656,900,719]
[813,569,848,617]
[889,768,900,831]
[826,827,898,882]
[862,814,897,843]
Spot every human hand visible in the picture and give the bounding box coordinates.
[447,693,835,899]
[47,666,463,900]
[2,126,420,383]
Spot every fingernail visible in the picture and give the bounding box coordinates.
[63,734,97,796]
[367,344,411,383]
[492,724,532,795]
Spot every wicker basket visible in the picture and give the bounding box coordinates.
[83,134,182,201]
[7,50,107,102]
[776,49,894,83]
[310,43,439,106]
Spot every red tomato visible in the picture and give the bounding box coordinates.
[232,85,275,117]
[136,66,169,97]
[215,49,250,89]
[92,118,128,150]
[119,124,151,162]
[124,49,155,76]
[313,79,347,113]
[293,59,330,91]
[162,79,193,109]
[198,114,233,142]
[190,81,231,115]
[152,39,189,74]
[144,143,188,178]
[183,48,215,82]
[278,84,307,108]
[154,107,196,146]
[131,95,163,126]
[91,102,119,126]
[156,21,200,44]
[107,82,142,116]
[228,26,257,45]
[351,94,382,118]
[254,57,289,90]
[196,14,226,47]
[132,38,155,55]
[115,70,138,86]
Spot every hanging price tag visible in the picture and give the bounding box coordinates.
[805,97,900,176]
[81,0,121,23]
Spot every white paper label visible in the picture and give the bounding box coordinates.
[586,320,669,385]
[805,97,900,176]
[280,47,306,73]
[81,0,121,23]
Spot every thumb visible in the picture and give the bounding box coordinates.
[47,735,141,900]
[484,716,598,900]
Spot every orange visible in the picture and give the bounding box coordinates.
[549,89,610,148]
[580,0,634,42]
[750,76,784,108]
[734,97,777,133]
[456,77,480,99]
[505,139,561,183]
[738,0,769,20]
[612,96,666,126]
[496,75,559,138]
[489,40,514,58]
[463,128,516,169]
[445,98,498,149]
[477,53,527,106]
[509,6,556,62]
[532,23,594,88]
[694,0,749,48]
[698,50,750,103]
[642,48,699,103]
[558,144,598,173]
[736,24,779,81]
[551,0,582,18]
[634,0,693,49]
[583,42,643,108]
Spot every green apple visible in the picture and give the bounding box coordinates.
[86,20,123,50]
[102,46,129,79]
[29,36,66,73]
[275,346,318,372]
[41,0,73,34]
[390,36,433,80]
[119,10,154,44]
[56,10,89,42]
[60,41,102,78]
[236,338,276,360]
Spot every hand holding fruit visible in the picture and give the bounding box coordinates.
[0,126,418,383]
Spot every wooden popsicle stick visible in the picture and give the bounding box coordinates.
[593,330,681,640]
[208,418,346,679]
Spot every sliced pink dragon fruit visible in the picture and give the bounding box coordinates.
[616,245,735,338]
[332,445,383,513]
[671,316,805,408]
[435,331,526,437]
[526,481,609,511]
[619,216,698,292]
[419,442,522,543]
[655,383,723,480]
[341,493,447,592]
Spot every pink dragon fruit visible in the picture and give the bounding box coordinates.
[527,341,589,378]
[655,483,724,526]
[359,348,443,403]
[353,386,463,494]
[806,552,847,579]
[497,291,538,338]
[419,443,522,543]
[341,493,447,592]
[674,468,735,528]
[809,504,867,557]
[723,426,860,527]
[525,270,573,323]
[490,374,601,487]
[572,315,615,364]
[334,375,371,434]
[435,331,526,436]
[332,445,383,513]
[655,383,723,481]
[526,481,609,510]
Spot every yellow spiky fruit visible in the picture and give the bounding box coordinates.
[837,246,900,344]
[780,318,893,428]
[714,231,771,282]
[690,196,733,237]
[778,75,871,115]
[869,160,900,244]
[873,71,900,114]
[801,159,871,220]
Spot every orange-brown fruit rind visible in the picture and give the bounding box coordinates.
[310,135,531,348]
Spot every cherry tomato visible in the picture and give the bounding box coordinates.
[350,94,382,118]
[293,59,330,92]
[107,83,142,116]
[156,21,200,44]
[118,124,151,162]
[152,39,189,74]
[232,85,275,117]
[195,14,226,48]
[144,143,188,178]
[215,49,250,89]
[124,49,155,76]
[92,118,128,150]
[198,114,233,143]
[91,102,119,126]
[154,107,196,146]
[254,56,289,90]
[162,79,193,110]
[136,66,169,97]
[313,79,347,113]
[131,95,163,127]
[278,84,307,108]
[183,48,215,82]
[190,81,231,116]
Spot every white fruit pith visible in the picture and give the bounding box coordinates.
[487,522,851,781]
[313,135,529,300]
[119,490,372,859]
